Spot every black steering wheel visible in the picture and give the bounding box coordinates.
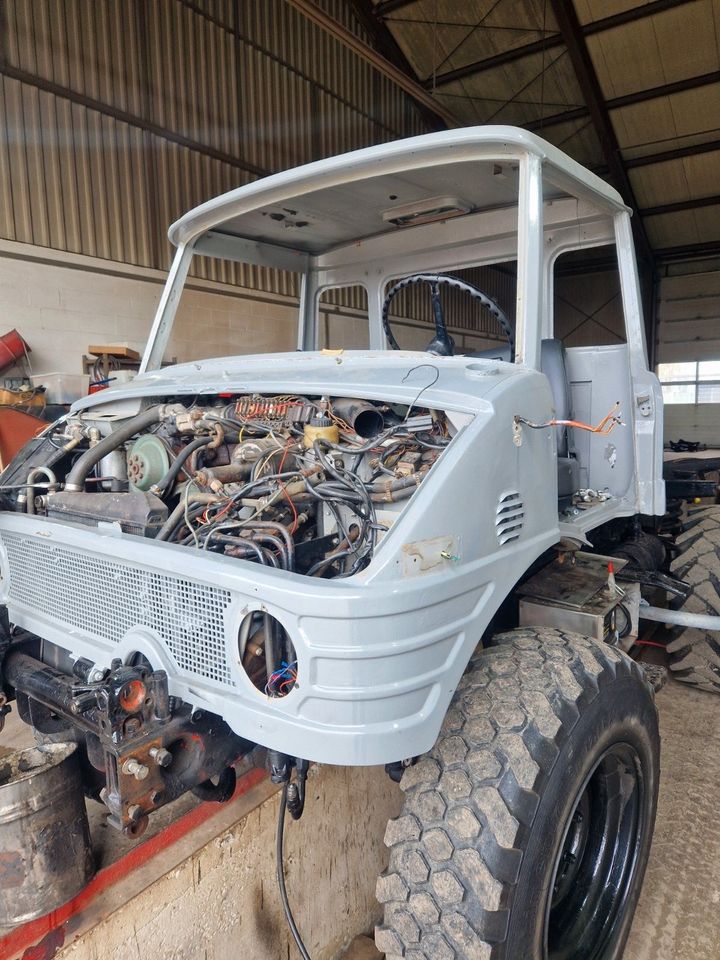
[381,273,514,359]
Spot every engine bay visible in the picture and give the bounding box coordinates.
[0,391,457,707]
[10,392,454,568]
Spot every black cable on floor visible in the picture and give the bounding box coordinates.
[276,782,312,959]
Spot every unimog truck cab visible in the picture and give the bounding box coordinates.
[0,127,663,959]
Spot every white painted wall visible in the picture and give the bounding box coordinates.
[0,241,299,385]
[0,241,502,397]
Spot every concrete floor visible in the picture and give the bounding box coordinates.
[625,675,720,959]
[3,672,719,959]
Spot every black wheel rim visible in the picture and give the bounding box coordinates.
[544,743,644,960]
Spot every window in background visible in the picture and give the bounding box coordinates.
[657,361,720,404]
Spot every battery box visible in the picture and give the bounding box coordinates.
[517,552,627,643]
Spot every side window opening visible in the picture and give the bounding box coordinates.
[553,249,626,348]
[318,286,369,350]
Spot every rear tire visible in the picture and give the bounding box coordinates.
[668,504,720,692]
[375,627,659,960]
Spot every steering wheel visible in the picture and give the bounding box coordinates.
[381,273,514,359]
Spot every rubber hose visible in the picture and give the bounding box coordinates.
[65,406,164,491]
[152,436,212,496]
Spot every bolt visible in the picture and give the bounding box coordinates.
[122,758,150,781]
[127,803,143,822]
[149,747,172,768]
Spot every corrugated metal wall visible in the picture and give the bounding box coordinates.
[656,260,720,363]
[0,0,428,297]
[654,259,720,443]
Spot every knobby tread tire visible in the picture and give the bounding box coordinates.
[668,504,720,692]
[375,627,653,960]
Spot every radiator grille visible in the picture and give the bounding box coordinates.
[2,533,234,686]
[496,492,524,545]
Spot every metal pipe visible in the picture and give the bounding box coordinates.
[639,604,720,631]
[155,493,220,541]
[65,406,165,491]
[21,467,58,514]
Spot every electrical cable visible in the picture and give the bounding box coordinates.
[276,783,312,960]
[514,402,623,436]
[616,601,632,640]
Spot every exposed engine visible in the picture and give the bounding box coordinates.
[6,393,452,568]
[0,392,456,833]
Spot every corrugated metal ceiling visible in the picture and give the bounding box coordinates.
[370,0,720,262]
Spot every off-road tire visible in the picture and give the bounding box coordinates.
[375,627,659,960]
[668,504,720,691]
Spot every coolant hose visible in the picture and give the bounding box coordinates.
[65,406,165,492]
[151,436,212,496]
[639,604,720,632]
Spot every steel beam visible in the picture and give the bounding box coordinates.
[641,194,720,216]
[0,62,271,180]
[375,0,420,16]
[654,240,720,262]
[548,0,652,268]
[283,0,456,127]
[423,0,695,88]
[527,70,720,132]
[346,0,446,130]
[624,137,720,169]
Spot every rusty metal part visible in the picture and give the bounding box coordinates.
[5,647,252,835]
[45,490,168,537]
[311,527,361,577]
[0,743,93,925]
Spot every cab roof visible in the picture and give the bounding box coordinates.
[168,125,629,260]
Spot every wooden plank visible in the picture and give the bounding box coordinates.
[87,345,140,360]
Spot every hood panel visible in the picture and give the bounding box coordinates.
[73,351,530,416]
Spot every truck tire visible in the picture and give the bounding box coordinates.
[375,627,659,960]
[668,504,720,692]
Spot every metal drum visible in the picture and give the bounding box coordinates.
[0,742,94,926]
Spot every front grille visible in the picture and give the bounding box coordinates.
[2,532,234,686]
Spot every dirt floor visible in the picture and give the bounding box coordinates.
[624,675,720,959]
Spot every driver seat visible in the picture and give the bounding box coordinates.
[540,339,580,499]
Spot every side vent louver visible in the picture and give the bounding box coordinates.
[496,491,524,545]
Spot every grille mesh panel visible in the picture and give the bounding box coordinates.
[2,533,234,686]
